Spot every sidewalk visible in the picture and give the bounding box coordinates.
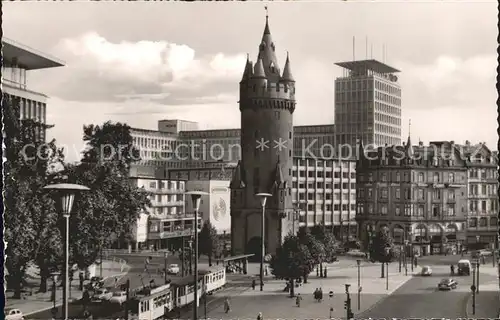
[205,262,412,319]
[5,259,131,316]
[466,281,500,318]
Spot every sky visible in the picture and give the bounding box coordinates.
[3,1,498,162]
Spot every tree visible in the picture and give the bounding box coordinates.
[3,94,64,297]
[297,227,325,282]
[310,224,338,263]
[369,227,395,278]
[198,221,220,266]
[269,233,313,297]
[56,121,150,270]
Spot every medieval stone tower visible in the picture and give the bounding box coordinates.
[230,15,296,256]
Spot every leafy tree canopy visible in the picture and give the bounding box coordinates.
[270,233,313,280]
[310,224,338,261]
[198,221,221,266]
[369,227,395,263]
[297,227,325,266]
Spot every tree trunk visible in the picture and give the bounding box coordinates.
[208,254,212,267]
[39,271,48,293]
[381,263,385,278]
[303,272,309,284]
[12,269,23,299]
[290,278,295,297]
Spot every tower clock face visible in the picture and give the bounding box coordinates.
[212,197,227,222]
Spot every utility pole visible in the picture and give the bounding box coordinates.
[181,237,185,277]
[386,262,389,290]
[476,260,480,294]
[164,252,169,284]
[356,260,361,310]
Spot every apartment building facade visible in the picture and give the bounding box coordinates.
[356,139,468,256]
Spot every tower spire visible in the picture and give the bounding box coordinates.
[258,7,280,80]
[281,51,295,82]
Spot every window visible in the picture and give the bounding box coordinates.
[432,205,439,217]
[404,204,412,216]
[367,189,373,199]
[433,172,439,183]
[469,218,477,228]
[395,188,400,199]
[490,217,498,227]
[395,206,401,216]
[418,189,424,200]
[479,217,488,227]
[357,203,364,214]
[481,200,487,211]
[433,189,440,200]
[381,204,388,215]
[381,173,387,182]
[368,172,373,182]
[396,172,401,182]
[448,173,455,183]
[448,190,455,200]
[446,204,455,216]
[418,172,424,182]
[358,188,365,198]
[417,205,424,216]
[381,188,388,198]
[405,189,411,200]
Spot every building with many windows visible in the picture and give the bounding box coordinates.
[457,141,498,249]
[334,60,402,148]
[2,37,64,141]
[129,177,200,251]
[356,138,468,256]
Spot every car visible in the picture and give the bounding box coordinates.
[479,249,493,257]
[421,266,432,276]
[109,291,128,305]
[167,264,180,275]
[91,288,113,302]
[438,278,458,290]
[5,308,24,320]
[457,259,472,276]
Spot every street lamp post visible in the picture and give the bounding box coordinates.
[476,260,480,294]
[164,252,169,284]
[356,260,361,310]
[255,193,272,292]
[471,263,477,315]
[188,238,194,275]
[44,182,90,320]
[404,240,409,276]
[185,191,209,320]
[409,232,414,272]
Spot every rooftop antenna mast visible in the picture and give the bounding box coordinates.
[265,5,268,20]
[353,36,356,61]
[365,36,368,59]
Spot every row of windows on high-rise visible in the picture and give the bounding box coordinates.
[374,134,399,146]
[293,181,356,190]
[469,216,497,228]
[374,123,400,136]
[468,184,497,196]
[375,80,401,96]
[359,187,460,201]
[375,91,401,106]
[358,171,463,184]
[296,202,356,212]
[469,199,498,213]
[11,96,47,124]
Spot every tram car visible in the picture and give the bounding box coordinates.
[200,266,226,295]
[128,284,173,320]
[127,266,226,320]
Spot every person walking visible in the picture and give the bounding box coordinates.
[224,297,231,313]
[252,279,256,290]
[257,312,263,320]
[296,293,302,307]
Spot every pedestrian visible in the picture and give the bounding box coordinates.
[257,312,263,320]
[252,279,256,290]
[296,293,302,307]
[224,297,231,313]
[114,277,118,287]
[79,272,84,291]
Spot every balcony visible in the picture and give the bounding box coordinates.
[153,188,185,195]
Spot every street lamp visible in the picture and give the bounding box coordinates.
[44,182,90,320]
[409,232,414,272]
[471,262,477,315]
[185,191,209,320]
[356,259,361,310]
[404,240,409,276]
[164,252,169,284]
[255,193,272,292]
[188,238,194,275]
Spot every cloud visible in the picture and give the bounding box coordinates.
[396,54,496,110]
[43,32,246,106]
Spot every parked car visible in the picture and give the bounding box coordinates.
[5,308,24,320]
[438,278,458,291]
[109,291,128,305]
[167,264,180,275]
[91,288,113,302]
[346,249,366,258]
[479,249,493,257]
[420,266,432,276]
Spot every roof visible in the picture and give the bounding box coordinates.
[2,37,65,70]
[335,59,400,74]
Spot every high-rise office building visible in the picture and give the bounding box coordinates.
[2,37,64,141]
[334,59,402,148]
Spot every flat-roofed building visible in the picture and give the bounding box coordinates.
[334,59,402,148]
[2,37,64,141]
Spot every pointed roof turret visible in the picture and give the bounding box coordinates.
[230,161,246,189]
[253,58,266,79]
[281,52,295,82]
[241,54,253,82]
[257,13,280,80]
[406,119,414,158]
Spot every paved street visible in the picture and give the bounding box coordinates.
[359,264,498,318]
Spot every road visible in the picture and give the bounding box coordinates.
[361,264,497,318]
